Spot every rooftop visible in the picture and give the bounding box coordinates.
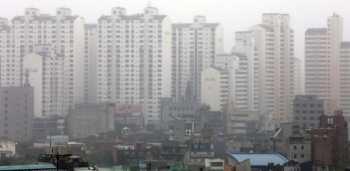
[227,153,288,167]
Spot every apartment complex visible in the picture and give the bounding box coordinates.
[1,8,86,115]
[0,18,12,87]
[23,44,65,116]
[248,13,295,120]
[305,13,346,116]
[171,16,224,103]
[95,7,171,125]
[84,24,97,103]
[231,31,259,111]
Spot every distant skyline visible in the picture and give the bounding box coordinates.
[2,0,350,61]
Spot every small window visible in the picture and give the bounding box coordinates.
[294,146,297,149]
[301,146,304,149]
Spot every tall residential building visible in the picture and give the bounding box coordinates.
[0,18,12,87]
[0,86,34,141]
[95,7,171,125]
[305,13,345,116]
[248,13,295,120]
[231,31,259,111]
[23,44,64,117]
[84,24,98,103]
[293,57,304,95]
[171,16,224,103]
[3,8,85,113]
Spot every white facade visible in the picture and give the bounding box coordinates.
[84,24,98,103]
[231,31,259,111]
[95,7,172,124]
[1,8,85,115]
[201,67,228,111]
[305,13,347,116]
[248,13,295,120]
[293,57,304,95]
[171,16,224,103]
[23,44,65,117]
[0,18,12,87]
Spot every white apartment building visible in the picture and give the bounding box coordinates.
[171,16,224,103]
[305,13,348,116]
[2,8,85,115]
[84,24,97,103]
[0,18,12,87]
[23,44,65,117]
[248,13,295,120]
[95,7,171,124]
[293,57,304,95]
[231,31,259,111]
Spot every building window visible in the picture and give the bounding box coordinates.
[302,104,307,107]
[294,154,297,159]
[310,104,314,107]
[294,146,297,149]
[301,154,304,158]
[301,146,304,149]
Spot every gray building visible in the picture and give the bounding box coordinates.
[160,82,200,129]
[33,116,66,140]
[293,95,325,128]
[0,86,34,141]
[67,103,115,138]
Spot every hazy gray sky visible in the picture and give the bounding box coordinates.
[2,0,350,61]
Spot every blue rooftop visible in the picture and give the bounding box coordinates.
[227,153,288,167]
[0,164,56,170]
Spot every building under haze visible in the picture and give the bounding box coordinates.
[84,24,98,103]
[171,16,224,103]
[94,6,172,125]
[305,13,350,116]
[23,44,65,117]
[0,18,11,87]
[248,13,295,120]
[293,57,304,95]
[1,8,86,116]
[231,31,259,111]
[0,86,34,141]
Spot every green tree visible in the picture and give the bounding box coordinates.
[199,103,211,111]
[102,147,114,165]
[231,166,236,171]
[18,153,37,165]
[0,157,14,166]
[85,152,103,165]
[116,152,128,165]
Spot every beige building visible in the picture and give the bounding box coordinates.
[248,13,295,121]
[201,67,229,111]
[305,13,347,116]
[67,103,115,138]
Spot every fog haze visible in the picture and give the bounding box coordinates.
[2,0,350,61]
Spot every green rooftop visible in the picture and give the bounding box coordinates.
[0,164,56,171]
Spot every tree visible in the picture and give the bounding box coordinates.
[18,153,37,165]
[231,166,236,171]
[102,147,114,165]
[116,152,128,165]
[199,103,211,111]
[0,157,14,166]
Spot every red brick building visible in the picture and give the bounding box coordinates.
[311,110,348,165]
